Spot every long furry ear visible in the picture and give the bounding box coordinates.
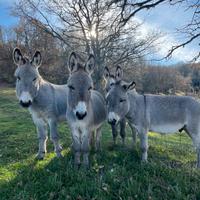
[115,65,123,81]
[31,51,42,67]
[85,54,95,74]
[122,81,136,91]
[13,48,26,66]
[103,66,110,80]
[68,52,78,73]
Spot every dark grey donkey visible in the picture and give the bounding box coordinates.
[104,66,136,146]
[13,48,67,159]
[106,80,200,168]
[66,52,106,168]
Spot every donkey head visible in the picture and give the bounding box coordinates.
[103,66,123,92]
[13,48,42,108]
[106,80,136,125]
[67,52,95,120]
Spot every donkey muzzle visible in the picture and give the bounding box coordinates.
[20,100,32,108]
[108,112,119,125]
[108,119,117,125]
[76,111,87,120]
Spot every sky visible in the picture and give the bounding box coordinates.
[0,0,199,65]
[0,0,18,27]
[137,1,199,65]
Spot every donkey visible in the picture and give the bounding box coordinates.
[66,52,106,168]
[104,66,126,144]
[13,48,67,159]
[104,66,136,146]
[106,80,200,167]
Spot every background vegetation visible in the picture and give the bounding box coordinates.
[0,0,199,94]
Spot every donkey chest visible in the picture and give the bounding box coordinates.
[29,107,52,122]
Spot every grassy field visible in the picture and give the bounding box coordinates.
[0,87,200,200]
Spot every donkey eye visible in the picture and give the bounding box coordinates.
[88,86,92,91]
[17,76,21,81]
[110,83,114,86]
[68,85,75,90]
[33,77,37,82]
[120,99,126,103]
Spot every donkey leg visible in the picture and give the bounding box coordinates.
[35,120,48,159]
[95,127,102,151]
[185,125,200,168]
[111,124,118,145]
[119,119,126,145]
[139,130,148,162]
[81,130,90,168]
[197,148,200,168]
[90,131,95,149]
[129,123,137,149]
[48,120,62,157]
[71,128,81,167]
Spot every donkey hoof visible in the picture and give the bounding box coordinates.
[83,163,90,170]
[83,159,90,170]
[58,145,63,151]
[74,162,81,170]
[36,152,45,160]
[141,159,148,164]
[113,141,117,146]
[56,151,63,158]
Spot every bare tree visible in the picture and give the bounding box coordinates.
[110,0,200,62]
[166,0,200,62]
[109,0,170,25]
[0,18,69,84]
[13,0,160,89]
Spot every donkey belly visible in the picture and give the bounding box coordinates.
[150,123,184,134]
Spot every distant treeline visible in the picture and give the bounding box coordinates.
[0,21,199,95]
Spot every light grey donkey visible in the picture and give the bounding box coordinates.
[66,52,106,168]
[106,80,200,168]
[13,48,67,159]
[104,66,128,145]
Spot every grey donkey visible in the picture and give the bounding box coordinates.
[66,52,106,168]
[104,66,136,146]
[104,66,126,144]
[106,80,200,168]
[13,48,67,159]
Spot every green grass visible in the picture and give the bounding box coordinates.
[0,87,200,200]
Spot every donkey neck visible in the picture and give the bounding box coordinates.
[32,77,52,105]
[126,92,143,121]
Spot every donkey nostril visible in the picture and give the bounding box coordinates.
[76,111,87,120]
[108,119,116,125]
[19,100,32,108]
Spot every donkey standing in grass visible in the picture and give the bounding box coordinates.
[104,66,136,145]
[13,48,67,159]
[66,52,106,168]
[106,80,200,167]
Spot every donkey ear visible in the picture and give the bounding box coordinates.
[115,65,123,80]
[103,66,110,80]
[122,81,136,91]
[68,52,78,73]
[13,48,26,66]
[31,51,42,67]
[85,54,95,74]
